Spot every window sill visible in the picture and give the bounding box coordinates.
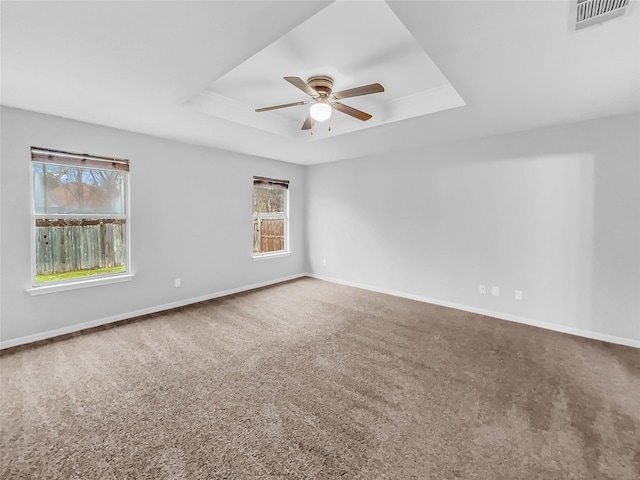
[28,274,134,296]
[252,252,290,261]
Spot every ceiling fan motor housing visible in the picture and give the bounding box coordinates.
[308,76,334,96]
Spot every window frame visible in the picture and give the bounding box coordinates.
[252,177,290,259]
[28,147,132,294]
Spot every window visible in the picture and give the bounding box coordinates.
[31,147,129,287]
[253,176,289,256]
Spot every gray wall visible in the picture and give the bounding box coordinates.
[306,114,640,343]
[2,107,638,346]
[0,107,307,344]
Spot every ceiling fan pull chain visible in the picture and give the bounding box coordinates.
[329,115,332,132]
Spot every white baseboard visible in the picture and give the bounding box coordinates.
[0,273,305,350]
[5,272,637,350]
[306,273,640,349]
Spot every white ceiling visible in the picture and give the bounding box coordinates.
[1,0,639,165]
[187,1,465,140]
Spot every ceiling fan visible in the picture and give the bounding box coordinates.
[255,76,384,132]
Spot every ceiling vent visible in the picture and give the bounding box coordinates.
[576,0,630,29]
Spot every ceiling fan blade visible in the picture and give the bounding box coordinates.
[284,76,318,97]
[301,115,314,130]
[332,83,384,100]
[255,101,308,113]
[332,102,372,121]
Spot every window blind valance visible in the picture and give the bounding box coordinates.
[253,176,289,189]
[31,147,129,172]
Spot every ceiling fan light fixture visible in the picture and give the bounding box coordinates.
[255,76,383,130]
[309,100,332,122]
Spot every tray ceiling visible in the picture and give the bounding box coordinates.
[1,1,638,165]
[186,1,465,140]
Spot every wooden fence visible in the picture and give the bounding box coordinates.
[253,218,285,254]
[35,219,126,275]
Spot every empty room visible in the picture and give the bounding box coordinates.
[1,1,638,479]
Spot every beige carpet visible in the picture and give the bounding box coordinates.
[1,277,638,479]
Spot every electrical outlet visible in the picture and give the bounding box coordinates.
[479,284,486,294]
[322,259,326,267]
[492,286,499,297]
[175,278,181,287]
[515,290,523,300]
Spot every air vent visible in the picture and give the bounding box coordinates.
[576,0,630,29]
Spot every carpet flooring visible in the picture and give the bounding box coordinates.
[1,277,639,479]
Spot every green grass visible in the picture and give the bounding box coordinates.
[36,265,126,284]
